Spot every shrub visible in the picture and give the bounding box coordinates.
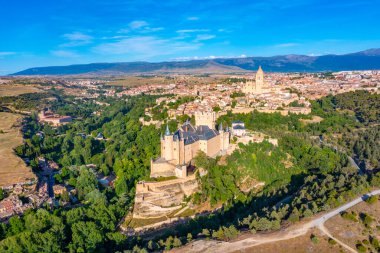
[310,234,319,244]
[341,211,358,222]
[365,195,378,204]
[328,238,337,245]
[356,243,366,253]
[370,236,380,250]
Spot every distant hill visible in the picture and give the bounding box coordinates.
[11,48,380,75]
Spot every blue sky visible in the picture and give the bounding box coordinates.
[1,0,379,74]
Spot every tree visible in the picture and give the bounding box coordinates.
[172,237,182,247]
[70,221,103,252]
[187,233,193,242]
[76,167,98,200]
[8,216,25,236]
[165,236,173,250]
[115,176,128,196]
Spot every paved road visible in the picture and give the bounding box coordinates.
[172,189,380,253]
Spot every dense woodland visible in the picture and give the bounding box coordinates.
[0,90,378,252]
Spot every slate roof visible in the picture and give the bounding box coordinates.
[172,122,220,145]
[232,125,245,130]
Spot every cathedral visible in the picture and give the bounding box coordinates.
[242,66,265,94]
[150,111,230,178]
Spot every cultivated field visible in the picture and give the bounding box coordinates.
[0,112,36,186]
[0,84,41,97]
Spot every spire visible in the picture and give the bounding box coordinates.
[218,122,223,132]
[165,124,170,136]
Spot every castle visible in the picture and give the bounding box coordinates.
[150,111,230,178]
[242,66,266,94]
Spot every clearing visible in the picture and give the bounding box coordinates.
[324,197,380,252]
[0,112,36,186]
[0,84,41,97]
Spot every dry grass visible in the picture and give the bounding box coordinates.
[127,216,168,228]
[0,112,36,186]
[106,75,221,87]
[237,228,343,253]
[300,115,324,124]
[325,197,380,251]
[0,84,41,97]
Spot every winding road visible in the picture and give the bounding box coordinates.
[172,189,380,253]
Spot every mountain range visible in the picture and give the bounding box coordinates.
[11,48,380,76]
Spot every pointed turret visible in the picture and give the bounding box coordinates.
[160,132,163,140]
[218,122,223,132]
[165,124,170,136]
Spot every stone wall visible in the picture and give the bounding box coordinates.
[133,175,199,218]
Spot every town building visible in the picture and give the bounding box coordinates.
[53,185,67,195]
[231,120,246,136]
[0,195,23,219]
[150,111,230,178]
[38,109,72,126]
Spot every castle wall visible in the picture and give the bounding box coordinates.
[175,165,187,178]
[183,141,199,164]
[150,160,176,178]
[206,134,222,157]
[199,140,208,154]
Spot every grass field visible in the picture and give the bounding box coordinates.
[0,112,36,186]
[0,84,41,97]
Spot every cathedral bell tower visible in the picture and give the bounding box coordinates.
[255,65,264,91]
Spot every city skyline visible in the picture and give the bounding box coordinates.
[1,0,380,74]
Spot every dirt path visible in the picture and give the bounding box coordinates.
[317,224,356,253]
[171,189,380,253]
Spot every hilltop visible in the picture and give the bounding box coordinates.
[11,48,380,76]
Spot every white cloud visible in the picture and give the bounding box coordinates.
[275,43,299,48]
[119,20,164,34]
[94,36,201,58]
[172,54,248,61]
[129,20,149,29]
[51,50,79,58]
[61,32,93,47]
[187,16,199,21]
[176,29,210,33]
[0,52,15,58]
[194,34,215,42]
[141,27,164,33]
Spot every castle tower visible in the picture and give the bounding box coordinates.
[194,111,216,129]
[163,125,173,161]
[255,66,264,91]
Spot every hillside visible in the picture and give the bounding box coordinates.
[11,48,380,76]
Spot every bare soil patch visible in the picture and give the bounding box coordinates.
[325,198,380,251]
[236,228,344,253]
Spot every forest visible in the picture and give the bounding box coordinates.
[0,90,378,252]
